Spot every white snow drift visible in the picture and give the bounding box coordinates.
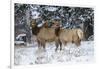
[14,41,94,65]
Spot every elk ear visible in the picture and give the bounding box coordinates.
[42,21,49,28]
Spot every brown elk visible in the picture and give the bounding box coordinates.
[56,28,84,50]
[49,21,84,50]
[31,20,60,51]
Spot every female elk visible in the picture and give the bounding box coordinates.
[57,28,84,50]
[50,21,84,50]
[31,20,60,51]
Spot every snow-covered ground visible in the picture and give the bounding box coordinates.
[14,41,94,65]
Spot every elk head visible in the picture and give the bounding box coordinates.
[30,19,37,28]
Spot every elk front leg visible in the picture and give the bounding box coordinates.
[37,40,41,50]
[41,40,46,51]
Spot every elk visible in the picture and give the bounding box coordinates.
[48,20,84,50]
[31,20,60,51]
[56,28,84,50]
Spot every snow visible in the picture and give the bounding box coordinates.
[14,41,94,65]
[45,7,58,12]
[16,34,26,40]
[31,11,40,19]
[88,35,94,41]
[37,23,44,27]
[15,41,25,45]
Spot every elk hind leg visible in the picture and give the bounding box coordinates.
[41,41,46,51]
[60,41,63,51]
[75,40,81,46]
[55,40,61,51]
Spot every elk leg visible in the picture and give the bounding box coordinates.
[55,41,59,51]
[75,40,81,46]
[41,41,46,51]
[37,40,41,50]
[60,41,62,51]
[58,39,64,51]
[43,43,46,50]
[60,45,62,51]
[61,41,66,50]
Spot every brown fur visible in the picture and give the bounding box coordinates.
[31,20,60,50]
[51,21,61,36]
[58,28,84,50]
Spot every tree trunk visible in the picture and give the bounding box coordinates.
[25,9,32,44]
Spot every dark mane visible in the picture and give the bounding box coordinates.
[32,25,40,35]
[31,22,49,35]
[55,27,60,36]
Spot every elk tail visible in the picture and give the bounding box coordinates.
[76,29,84,40]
